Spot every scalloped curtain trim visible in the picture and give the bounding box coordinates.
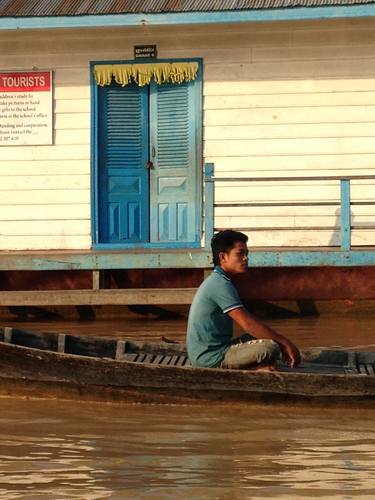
[94,62,199,87]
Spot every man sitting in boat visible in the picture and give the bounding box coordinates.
[187,230,301,370]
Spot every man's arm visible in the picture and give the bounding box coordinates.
[228,307,301,368]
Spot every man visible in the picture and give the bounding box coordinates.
[187,230,301,370]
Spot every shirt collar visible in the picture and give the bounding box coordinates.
[213,265,231,281]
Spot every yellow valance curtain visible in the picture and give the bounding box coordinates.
[94,62,199,87]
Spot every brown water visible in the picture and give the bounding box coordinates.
[0,313,375,498]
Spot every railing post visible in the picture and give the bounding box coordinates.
[340,179,351,251]
[204,163,215,249]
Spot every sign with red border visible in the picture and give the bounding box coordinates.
[0,71,51,92]
[0,71,53,146]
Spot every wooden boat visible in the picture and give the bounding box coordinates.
[1,326,375,405]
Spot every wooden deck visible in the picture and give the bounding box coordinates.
[0,288,197,306]
[1,247,375,306]
[1,246,375,271]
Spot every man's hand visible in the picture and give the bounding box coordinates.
[280,341,301,368]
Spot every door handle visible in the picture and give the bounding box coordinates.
[146,160,154,169]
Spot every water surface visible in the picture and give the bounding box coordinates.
[0,312,374,498]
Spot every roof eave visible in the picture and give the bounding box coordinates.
[0,6,375,31]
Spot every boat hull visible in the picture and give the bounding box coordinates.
[1,338,375,405]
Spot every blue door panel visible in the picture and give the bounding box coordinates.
[98,83,149,243]
[149,81,198,243]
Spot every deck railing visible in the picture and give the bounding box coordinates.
[204,163,375,251]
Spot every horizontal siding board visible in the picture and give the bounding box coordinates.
[204,137,375,156]
[0,190,89,205]
[54,68,90,86]
[1,204,90,220]
[210,154,375,171]
[0,236,91,250]
[54,86,90,100]
[252,44,375,62]
[54,99,90,114]
[0,175,90,191]
[205,92,375,109]
[55,129,90,145]
[216,215,328,227]
[215,185,341,202]
[55,113,90,130]
[0,145,89,161]
[204,79,375,95]
[0,160,89,176]
[204,123,375,140]
[0,220,90,236]
[204,58,375,81]
[215,215,375,228]
[215,205,375,216]
[204,106,375,126]
[0,46,250,64]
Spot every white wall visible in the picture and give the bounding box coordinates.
[0,18,374,249]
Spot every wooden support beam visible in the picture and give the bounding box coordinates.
[0,288,197,306]
[4,327,13,343]
[57,334,66,353]
[92,271,100,290]
[116,340,126,361]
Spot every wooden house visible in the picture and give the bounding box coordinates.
[0,0,375,306]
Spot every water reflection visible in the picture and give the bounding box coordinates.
[0,399,374,498]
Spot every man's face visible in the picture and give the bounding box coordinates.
[219,241,249,275]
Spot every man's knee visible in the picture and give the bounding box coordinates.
[222,338,281,369]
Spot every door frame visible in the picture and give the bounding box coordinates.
[90,58,203,249]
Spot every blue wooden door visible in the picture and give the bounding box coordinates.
[149,81,199,243]
[98,83,149,243]
[97,75,200,245]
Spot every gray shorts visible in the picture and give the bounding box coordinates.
[221,334,281,369]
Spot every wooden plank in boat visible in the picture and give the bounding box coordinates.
[123,353,138,362]
[143,354,154,364]
[170,355,180,366]
[358,364,368,375]
[160,355,172,366]
[176,356,187,367]
[280,363,345,374]
[137,353,147,363]
[152,354,165,365]
[358,364,375,376]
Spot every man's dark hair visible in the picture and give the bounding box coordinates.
[211,230,248,266]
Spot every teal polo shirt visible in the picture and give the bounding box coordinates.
[186,266,243,368]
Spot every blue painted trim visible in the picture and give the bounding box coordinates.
[195,60,204,244]
[1,250,375,270]
[93,242,202,250]
[204,163,215,249]
[248,251,375,267]
[90,62,99,246]
[340,179,351,251]
[2,6,375,31]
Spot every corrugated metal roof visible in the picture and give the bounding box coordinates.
[0,0,374,16]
